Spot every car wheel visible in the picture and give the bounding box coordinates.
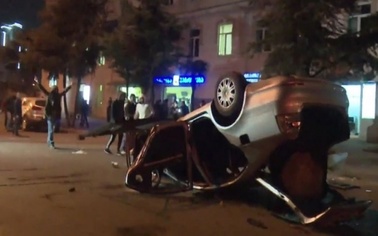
[212,71,248,125]
[269,141,328,202]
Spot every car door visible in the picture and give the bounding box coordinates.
[125,121,193,194]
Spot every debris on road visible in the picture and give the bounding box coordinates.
[111,162,119,168]
[72,150,87,155]
[68,187,76,192]
[328,179,360,190]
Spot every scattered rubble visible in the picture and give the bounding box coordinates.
[111,162,119,168]
[72,150,87,155]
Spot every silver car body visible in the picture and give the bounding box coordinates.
[179,76,349,188]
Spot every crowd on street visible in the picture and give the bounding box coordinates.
[1,79,207,162]
[103,92,202,159]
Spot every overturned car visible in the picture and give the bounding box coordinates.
[81,72,371,225]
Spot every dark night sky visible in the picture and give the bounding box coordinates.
[0,0,45,29]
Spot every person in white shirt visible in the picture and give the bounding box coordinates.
[134,96,153,119]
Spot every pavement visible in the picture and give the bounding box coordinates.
[0,116,378,235]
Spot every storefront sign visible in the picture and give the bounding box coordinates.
[154,75,205,86]
[244,72,261,83]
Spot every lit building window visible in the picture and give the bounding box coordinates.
[97,84,103,106]
[99,56,105,65]
[98,51,106,66]
[218,23,233,56]
[361,83,376,119]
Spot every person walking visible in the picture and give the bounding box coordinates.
[122,94,137,164]
[12,92,22,136]
[34,77,72,149]
[106,97,112,123]
[104,92,126,155]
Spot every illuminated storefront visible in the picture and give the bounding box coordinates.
[244,72,261,83]
[154,75,206,109]
[118,86,143,100]
[342,82,376,136]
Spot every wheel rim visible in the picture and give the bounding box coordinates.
[217,78,236,109]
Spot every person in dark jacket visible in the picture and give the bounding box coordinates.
[104,92,126,155]
[12,92,22,136]
[180,100,189,116]
[3,95,16,131]
[79,98,90,128]
[106,97,113,122]
[34,77,72,149]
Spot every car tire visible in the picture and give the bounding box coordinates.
[212,71,248,126]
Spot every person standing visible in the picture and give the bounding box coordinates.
[121,94,137,160]
[134,96,153,120]
[34,77,72,149]
[106,97,112,123]
[180,100,189,116]
[12,92,22,136]
[161,99,169,120]
[79,98,89,128]
[153,100,162,120]
[4,95,16,131]
[104,92,126,155]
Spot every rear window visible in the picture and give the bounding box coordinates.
[35,100,46,107]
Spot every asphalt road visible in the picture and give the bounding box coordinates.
[0,129,378,236]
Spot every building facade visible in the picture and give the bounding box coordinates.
[41,0,378,141]
[161,0,266,103]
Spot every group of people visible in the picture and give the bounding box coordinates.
[103,92,207,162]
[104,92,154,156]
[1,78,71,145]
[2,81,207,153]
[1,92,23,136]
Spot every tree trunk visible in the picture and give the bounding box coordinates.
[191,82,196,111]
[72,76,82,128]
[62,71,71,127]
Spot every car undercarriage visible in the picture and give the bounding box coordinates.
[80,72,372,225]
